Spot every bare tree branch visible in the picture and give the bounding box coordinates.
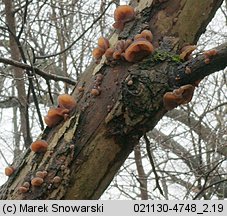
[193,159,227,199]
[35,0,114,59]
[134,143,148,199]
[0,56,76,85]
[176,42,227,86]
[144,134,164,196]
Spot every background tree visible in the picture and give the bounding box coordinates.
[0,0,226,200]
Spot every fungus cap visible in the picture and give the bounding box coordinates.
[204,49,218,57]
[141,30,153,42]
[163,92,178,110]
[36,171,46,179]
[104,48,114,59]
[97,37,110,50]
[44,107,70,128]
[23,182,30,188]
[5,166,14,176]
[180,84,195,104]
[30,140,48,153]
[124,39,154,62]
[91,88,100,96]
[113,5,135,30]
[53,176,61,184]
[57,94,77,111]
[113,51,122,60]
[18,186,29,193]
[179,45,196,60]
[31,177,44,186]
[92,47,105,60]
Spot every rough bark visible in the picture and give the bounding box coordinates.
[0,0,226,200]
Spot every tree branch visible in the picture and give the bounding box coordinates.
[144,134,164,196]
[134,143,148,199]
[0,97,19,108]
[149,129,202,173]
[176,42,227,86]
[35,0,114,59]
[0,56,76,85]
[193,159,226,199]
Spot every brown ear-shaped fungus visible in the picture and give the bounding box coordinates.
[30,140,48,153]
[113,5,135,30]
[124,39,154,62]
[57,94,77,111]
[163,85,195,110]
[105,48,114,59]
[163,92,179,110]
[113,40,126,59]
[92,47,105,60]
[113,51,122,60]
[179,84,195,104]
[98,37,110,50]
[141,30,153,42]
[53,176,61,184]
[92,37,110,60]
[134,34,143,41]
[36,171,46,179]
[31,177,44,187]
[179,45,196,60]
[115,40,125,51]
[172,84,195,104]
[124,39,133,50]
[91,88,100,96]
[23,182,30,188]
[44,107,70,128]
[134,30,153,42]
[18,186,29,193]
[96,73,104,82]
[5,166,14,176]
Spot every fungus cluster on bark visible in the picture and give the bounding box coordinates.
[93,29,154,63]
[18,170,48,194]
[124,31,154,62]
[44,94,77,128]
[92,5,154,63]
[19,94,76,194]
[36,170,48,179]
[91,73,104,96]
[92,37,110,61]
[18,181,30,193]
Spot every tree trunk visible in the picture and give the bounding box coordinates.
[0,0,226,200]
[3,0,32,148]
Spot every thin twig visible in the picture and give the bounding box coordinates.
[17,0,30,39]
[35,0,114,59]
[193,159,226,200]
[0,56,76,85]
[144,134,164,196]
